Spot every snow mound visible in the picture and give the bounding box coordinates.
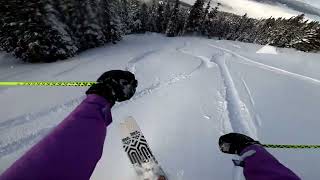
[256,45,278,54]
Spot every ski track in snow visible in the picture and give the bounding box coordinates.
[53,49,119,78]
[0,87,9,93]
[0,96,85,131]
[176,43,256,136]
[241,78,255,106]
[125,49,160,74]
[208,44,320,85]
[177,48,216,69]
[211,53,258,139]
[241,78,262,128]
[0,69,34,81]
[0,96,85,159]
[119,43,204,107]
[177,41,259,136]
[0,128,51,158]
[53,46,124,78]
[176,43,243,137]
[53,59,91,77]
[116,72,196,109]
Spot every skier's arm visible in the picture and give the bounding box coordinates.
[0,70,137,180]
[219,133,300,180]
[240,145,300,180]
[0,94,112,180]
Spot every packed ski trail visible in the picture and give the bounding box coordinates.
[1,34,320,180]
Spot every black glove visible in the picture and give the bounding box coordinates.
[219,133,260,155]
[86,70,138,105]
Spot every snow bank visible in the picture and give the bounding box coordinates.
[256,45,278,55]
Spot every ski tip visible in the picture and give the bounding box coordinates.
[119,116,140,138]
[123,116,135,122]
[122,116,140,132]
[119,116,135,127]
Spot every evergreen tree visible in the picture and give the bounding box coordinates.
[56,0,81,45]
[289,19,320,51]
[163,0,172,33]
[176,8,189,36]
[296,28,320,52]
[0,0,77,62]
[148,0,158,32]
[128,0,142,33]
[120,0,131,34]
[156,1,165,33]
[77,0,106,50]
[283,14,307,48]
[0,0,128,62]
[166,0,180,37]
[184,0,205,34]
[44,0,78,58]
[234,14,255,42]
[203,5,220,38]
[139,3,149,33]
[254,17,276,45]
[200,0,211,35]
[267,17,291,47]
[108,0,124,43]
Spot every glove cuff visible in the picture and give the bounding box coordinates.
[86,83,116,106]
[238,141,261,155]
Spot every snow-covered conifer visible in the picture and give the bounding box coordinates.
[166,0,180,37]
[184,0,205,34]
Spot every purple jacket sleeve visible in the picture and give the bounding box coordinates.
[0,94,112,180]
[241,145,301,180]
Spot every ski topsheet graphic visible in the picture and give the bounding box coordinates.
[120,117,167,180]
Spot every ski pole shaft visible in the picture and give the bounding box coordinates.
[0,81,96,87]
[263,144,320,149]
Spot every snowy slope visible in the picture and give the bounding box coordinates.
[1,34,320,180]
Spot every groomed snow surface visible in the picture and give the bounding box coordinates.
[1,33,320,180]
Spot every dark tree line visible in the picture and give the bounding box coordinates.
[203,11,320,52]
[0,0,122,62]
[1,0,320,62]
[184,0,320,52]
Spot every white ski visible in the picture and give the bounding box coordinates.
[119,117,167,180]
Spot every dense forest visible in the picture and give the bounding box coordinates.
[0,0,320,62]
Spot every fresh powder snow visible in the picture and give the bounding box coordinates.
[0,34,320,180]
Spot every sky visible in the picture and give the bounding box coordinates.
[183,0,320,21]
[302,0,320,9]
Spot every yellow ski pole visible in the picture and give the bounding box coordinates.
[0,81,96,87]
[263,144,320,149]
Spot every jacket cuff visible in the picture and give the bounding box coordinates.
[85,94,113,126]
[240,144,264,155]
[233,150,256,167]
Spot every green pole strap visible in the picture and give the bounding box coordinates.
[263,144,320,149]
[0,81,97,87]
